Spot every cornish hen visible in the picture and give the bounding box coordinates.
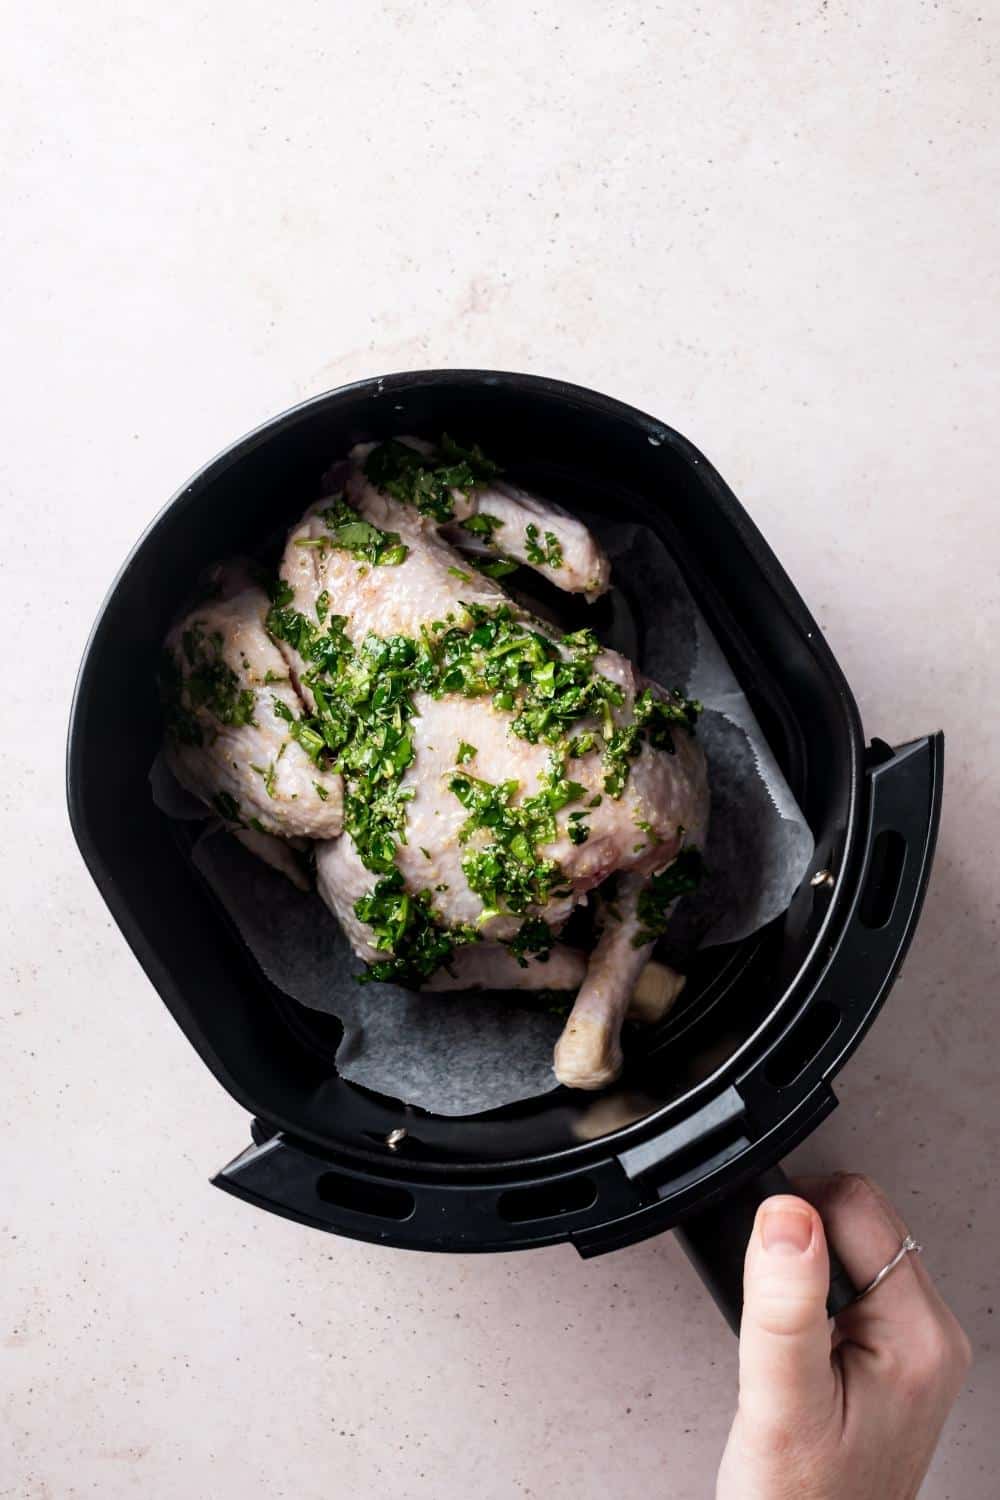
[274,438,709,1087]
[160,440,708,1088]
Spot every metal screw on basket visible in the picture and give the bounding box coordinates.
[385,1128,407,1151]
[810,868,835,889]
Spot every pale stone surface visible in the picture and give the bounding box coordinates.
[3,3,998,1496]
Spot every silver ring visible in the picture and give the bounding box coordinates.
[852,1233,923,1303]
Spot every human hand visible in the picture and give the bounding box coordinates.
[715,1173,971,1500]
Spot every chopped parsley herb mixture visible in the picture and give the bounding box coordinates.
[159,625,256,747]
[261,576,701,982]
[294,495,408,567]
[458,511,519,580]
[212,790,242,823]
[355,869,479,986]
[267,594,418,876]
[461,512,504,541]
[632,849,705,947]
[448,756,586,921]
[524,523,563,568]
[423,606,625,752]
[250,758,278,798]
[505,917,555,967]
[474,556,519,580]
[601,686,702,797]
[364,435,499,522]
[567,810,590,845]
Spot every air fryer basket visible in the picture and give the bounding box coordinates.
[67,373,942,1329]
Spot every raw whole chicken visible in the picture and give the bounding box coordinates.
[160,437,709,1089]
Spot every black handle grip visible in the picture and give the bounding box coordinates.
[675,1165,856,1334]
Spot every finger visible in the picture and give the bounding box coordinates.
[795,1173,946,1343]
[796,1173,973,1417]
[738,1195,838,1434]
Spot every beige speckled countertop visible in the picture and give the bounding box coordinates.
[4,4,999,1497]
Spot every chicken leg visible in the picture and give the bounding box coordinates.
[552,873,659,1089]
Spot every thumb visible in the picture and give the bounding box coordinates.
[738,1195,837,1433]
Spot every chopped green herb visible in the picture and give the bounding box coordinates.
[248,816,267,834]
[364,435,499,523]
[159,626,257,748]
[313,781,330,801]
[505,917,554,967]
[461,512,504,541]
[263,669,287,685]
[561,628,600,661]
[314,494,409,567]
[568,810,590,845]
[632,849,704,947]
[421,602,625,749]
[602,689,702,796]
[315,590,331,623]
[474,556,520,579]
[250,761,277,798]
[265,609,418,875]
[448,566,471,581]
[448,756,584,919]
[212,791,241,823]
[524,523,563,568]
[355,869,478,986]
[634,685,702,748]
[456,741,477,764]
[568,732,596,758]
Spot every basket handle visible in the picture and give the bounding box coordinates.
[674,1165,856,1333]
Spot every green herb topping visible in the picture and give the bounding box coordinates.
[461,512,504,541]
[364,435,499,523]
[266,604,418,876]
[423,606,624,750]
[524,523,563,568]
[601,687,701,796]
[474,556,519,580]
[505,917,555,967]
[632,849,704,947]
[211,791,242,823]
[160,626,257,747]
[355,869,478,986]
[260,553,700,980]
[448,756,585,921]
[299,494,408,567]
[250,759,278,798]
